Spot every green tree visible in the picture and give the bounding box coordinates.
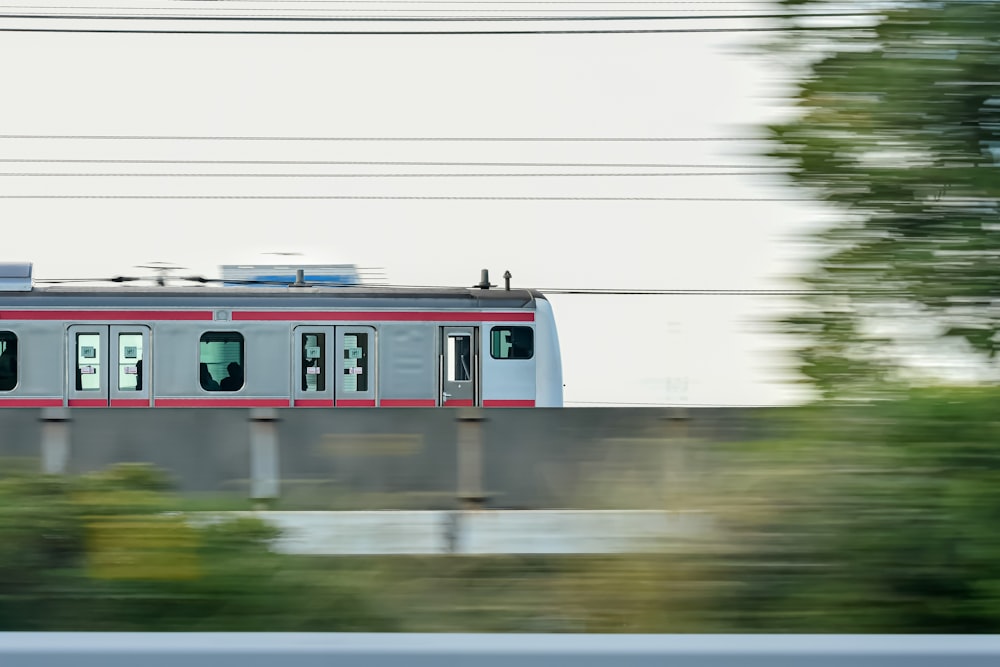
[769,1,1000,396]
[709,389,1000,632]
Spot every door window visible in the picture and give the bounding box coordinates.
[342,332,369,393]
[76,333,102,391]
[447,335,471,382]
[301,332,326,392]
[118,332,144,391]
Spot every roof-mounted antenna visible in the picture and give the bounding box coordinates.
[136,262,186,287]
[293,269,306,287]
[503,270,512,291]
[475,269,495,290]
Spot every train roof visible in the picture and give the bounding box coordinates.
[0,284,546,310]
[0,263,547,309]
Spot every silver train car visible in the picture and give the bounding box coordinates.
[0,264,563,409]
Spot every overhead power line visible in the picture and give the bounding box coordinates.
[4,194,992,204]
[537,289,859,296]
[0,194,808,201]
[204,1,783,4]
[0,158,780,168]
[0,133,755,141]
[0,11,876,22]
[16,0,832,9]
[0,24,864,35]
[4,5,796,11]
[379,286,1000,302]
[24,275,927,299]
[31,273,985,301]
[31,8,839,14]
[0,171,780,177]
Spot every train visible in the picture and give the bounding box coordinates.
[0,264,563,408]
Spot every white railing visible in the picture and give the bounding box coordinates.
[1,634,999,667]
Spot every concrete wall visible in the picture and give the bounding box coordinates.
[0,407,770,509]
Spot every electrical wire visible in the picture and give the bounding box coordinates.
[200,1,783,4]
[0,24,865,34]
[0,171,781,177]
[538,288,867,295]
[0,158,781,168]
[1,7,831,14]
[30,276,971,300]
[0,11,876,22]
[0,194,811,200]
[0,133,757,140]
[0,1,877,33]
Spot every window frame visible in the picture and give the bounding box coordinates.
[340,329,372,394]
[199,331,245,393]
[75,332,103,392]
[0,331,17,392]
[489,326,534,360]
[117,331,145,392]
[301,331,327,393]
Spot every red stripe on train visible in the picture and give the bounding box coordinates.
[336,399,376,407]
[154,398,291,408]
[68,399,108,407]
[0,397,537,408]
[0,310,212,321]
[0,398,63,408]
[444,399,475,407]
[294,398,334,408]
[110,399,151,408]
[0,310,533,323]
[379,399,436,407]
[293,399,377,408]
[233,311,534,322]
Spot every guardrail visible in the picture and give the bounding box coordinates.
[2,634,1000,666]
[193,510,710,554]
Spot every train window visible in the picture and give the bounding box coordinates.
[342,332,369,392]
[447,335,471,382]
[302,332,326,392]
[200,332,244,392]
[118,333,144,391]
[76,333,102,391]
[0,331,16,391]
[490,327,533,360]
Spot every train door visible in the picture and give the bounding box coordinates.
[440,326,478,407]
[66,325,151,407]
[293,325,376,407]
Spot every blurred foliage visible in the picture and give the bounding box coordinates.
[360,388,1000,633]
[0,463,396,631]
[322,389,1000,632]
[768,1,1000,397]
[6,390,1000,633]
[703,386,1000,631]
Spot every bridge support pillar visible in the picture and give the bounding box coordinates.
[457,408,486,509]
[40,407,71,475]
[250,409,280,507]
[662,407,690,508]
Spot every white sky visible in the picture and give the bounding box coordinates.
[0,3,827,406]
